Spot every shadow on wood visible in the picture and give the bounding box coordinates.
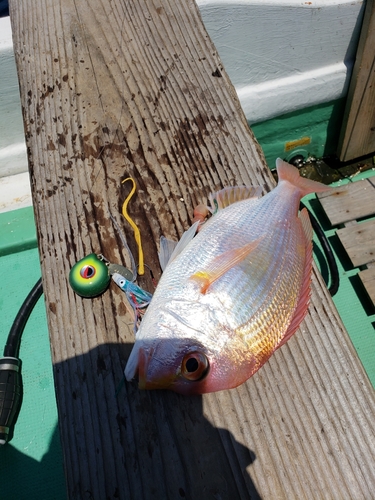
[55,342,261,499]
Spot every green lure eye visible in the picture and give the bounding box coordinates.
[69,254,110,297]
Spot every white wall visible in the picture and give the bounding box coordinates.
[198,0,365,123]
[0,1,366,211]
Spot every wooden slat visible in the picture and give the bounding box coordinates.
[359,267,375,304]
[337,0,375,161]
[318,178,375,225]
[9,1,375,499]
[337,219,375,267]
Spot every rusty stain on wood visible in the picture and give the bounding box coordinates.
[9,0,375,498]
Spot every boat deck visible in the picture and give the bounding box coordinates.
[318,178,375,305]
[2,0,375,498]
[302,168,375,385]
[0,211,65,500]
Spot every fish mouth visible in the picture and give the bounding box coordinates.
[136,346,176,391]
[125,345,149,388]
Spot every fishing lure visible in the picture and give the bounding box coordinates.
[69,254,133,298]
[69,253,111,297]
[112,272,153,332]
[122,177,145,275]
[69,254,153,331]
[69,178,152,330]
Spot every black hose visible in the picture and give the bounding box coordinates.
[300,202,339,296]
[3,278,43,357]
[1,277,43,445]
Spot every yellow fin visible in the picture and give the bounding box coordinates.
[190,238,263,293]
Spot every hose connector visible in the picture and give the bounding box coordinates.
[0,357,23,445]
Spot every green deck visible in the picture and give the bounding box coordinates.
[251,99,346,167]
[0,169,374,499]
[0,210,66,499]
[303,168,375,387]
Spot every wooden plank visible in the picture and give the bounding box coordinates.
[337,219,375,267]
[337,0,375,161]
[359,267,375,304]
[318,178,375,225]
[9,0,375,499]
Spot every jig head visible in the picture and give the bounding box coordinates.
[69,254,133,298]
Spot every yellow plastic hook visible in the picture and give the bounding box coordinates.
[121,177,144,275]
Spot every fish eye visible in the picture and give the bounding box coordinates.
[181,352,209,381]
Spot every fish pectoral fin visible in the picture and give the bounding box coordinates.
[208,185,262,214]
[158,236,178,271]
[190,237,263,294]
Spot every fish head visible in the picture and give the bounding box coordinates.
[125,299,257,395]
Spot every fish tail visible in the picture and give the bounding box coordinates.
[276,158,331,197]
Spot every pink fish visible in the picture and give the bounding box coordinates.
[125,159,331,394]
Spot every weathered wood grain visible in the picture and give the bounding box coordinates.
[318,178,375,225]
[10,0,375,499]
[337,219,375,267]
[360,267,375,305]
[338,0,375,161]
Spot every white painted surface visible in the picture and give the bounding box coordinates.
[198,0,365,123]
[0,171,32,213]
[0,1,365,211]
[0,16,28,180]
[236,63,350,123]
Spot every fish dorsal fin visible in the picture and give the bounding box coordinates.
[276,208,313,348]
[208,185,262,214]
[158,221,199,271]
[190,237,263,294]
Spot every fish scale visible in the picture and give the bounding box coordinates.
[212,220,302,332]
[125,159,331,395]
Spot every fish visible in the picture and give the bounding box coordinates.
[125,158,331,394]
